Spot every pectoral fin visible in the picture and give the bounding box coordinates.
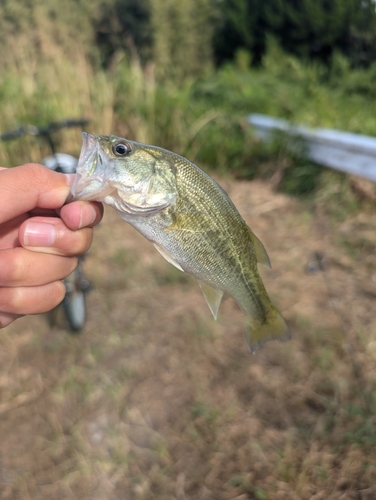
[198,280,223,320]
[248,228,271,268]
[153,243,184,272]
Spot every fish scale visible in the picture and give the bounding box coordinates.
[166,156,267,312]
[69,133,290,352]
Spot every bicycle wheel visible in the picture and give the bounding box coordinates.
[63,289,86,332]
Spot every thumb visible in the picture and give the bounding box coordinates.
[0,164,73,224]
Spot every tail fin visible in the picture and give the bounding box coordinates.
[245,307,290,354]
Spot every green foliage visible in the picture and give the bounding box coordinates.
[0,0,99,66]
[94,0,152,66]
[149,0,214,80]
[266,0,352,61]
[2,0,376,85]
[213,0,267,66]
[213,0,376,68]
[280,161,322,197]
[1,1,376,199]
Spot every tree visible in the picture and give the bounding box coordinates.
[213,0,267,66]
[94,0,152,66]
[213,0,376,67]
[150,0,215,80]
[266,0,376,66]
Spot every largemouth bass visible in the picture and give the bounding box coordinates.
[69,133,290,352]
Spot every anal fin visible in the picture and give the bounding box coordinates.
[198,280,224,320]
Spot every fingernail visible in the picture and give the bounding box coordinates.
[23,222,56,247]
[80,205,97,228]
[64,173,76,187]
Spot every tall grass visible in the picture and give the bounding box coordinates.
[0,39,116,163]
[0,46,248,175]
[1,35,376,200]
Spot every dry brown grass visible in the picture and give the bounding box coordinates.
[1,179,376,499]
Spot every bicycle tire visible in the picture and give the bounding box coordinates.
[63,289,86,332]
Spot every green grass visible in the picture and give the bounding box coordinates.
[1,36,376,205]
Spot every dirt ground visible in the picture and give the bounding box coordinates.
[1,178,376,500]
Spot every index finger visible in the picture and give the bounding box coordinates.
[0,164,72,224]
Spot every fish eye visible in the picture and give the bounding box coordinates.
[113,142,131,156]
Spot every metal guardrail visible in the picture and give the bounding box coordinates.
[248,113,376,182]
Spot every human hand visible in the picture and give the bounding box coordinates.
[0,163,103,328]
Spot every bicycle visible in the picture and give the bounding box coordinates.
[0,118,91,332]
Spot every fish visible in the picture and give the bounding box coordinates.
[69,133,290,352]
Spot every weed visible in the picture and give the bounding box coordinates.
[254,487,268,499]
[190,402,220,425]
[229,474,245,488]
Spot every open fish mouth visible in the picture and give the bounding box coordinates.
[68,132,112,202]
[68,133,176,216]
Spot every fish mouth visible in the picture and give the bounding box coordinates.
[68,132,112,202]
[67,132,175,218]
